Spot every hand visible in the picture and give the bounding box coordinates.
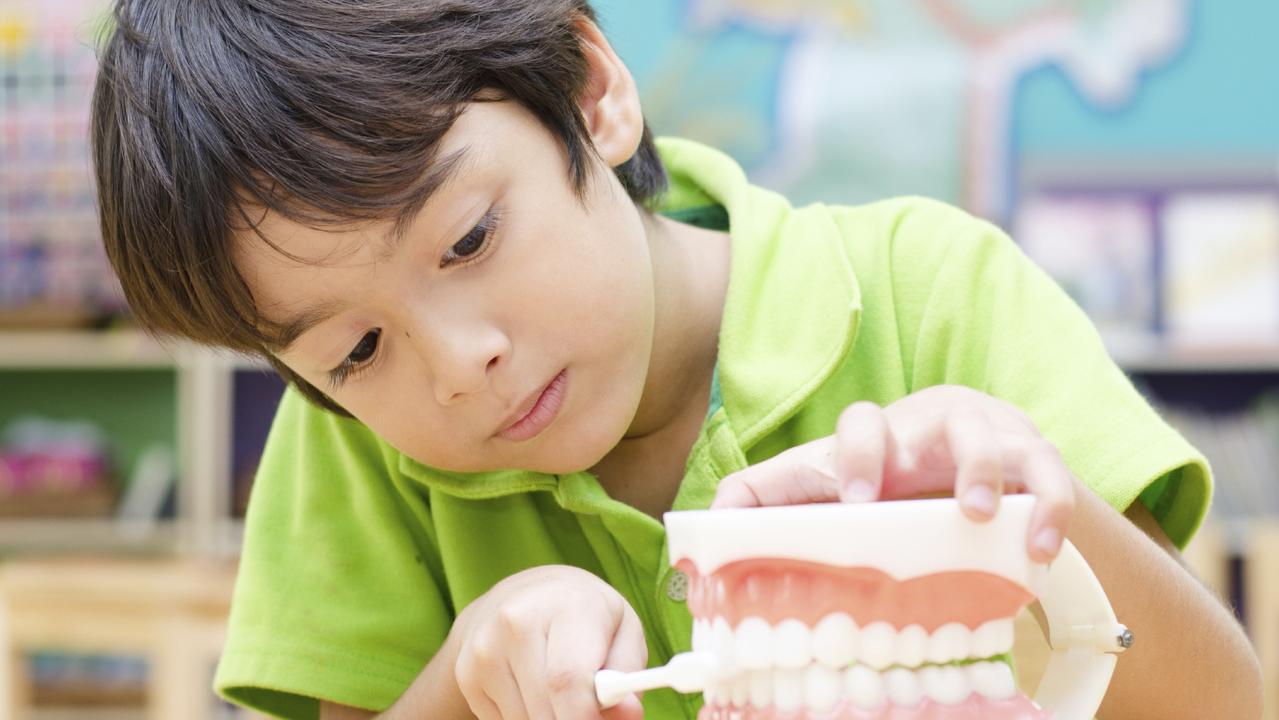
[711,385,1076,562]
[451,565,648,720]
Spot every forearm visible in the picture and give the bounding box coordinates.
[1065,477,1262,719]
[321,629,473,720]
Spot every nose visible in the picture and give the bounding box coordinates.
[405,310,509,406]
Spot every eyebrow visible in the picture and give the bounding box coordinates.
[379,145,474,260]
[268,146,475,354]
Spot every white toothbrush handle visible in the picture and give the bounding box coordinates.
[594,651,718,709]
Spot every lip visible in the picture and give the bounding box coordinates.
[496,369,568,442]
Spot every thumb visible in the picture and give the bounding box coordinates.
[709,440,840,509]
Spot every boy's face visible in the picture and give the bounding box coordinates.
[235,99,657,474]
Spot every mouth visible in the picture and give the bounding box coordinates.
[496,369,568,442]
[685,560,1047,719]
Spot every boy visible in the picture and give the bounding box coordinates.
[90,0,1261,718]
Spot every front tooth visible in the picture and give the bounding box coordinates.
[813,612,858,668]
[733,617,772,669]
[730,673,750,708]
[972,618,1015,658]
[968,660,1017,699]
[896,624,929,667]
[927,622,972,664]
[920,665,971,705]
[803,664,842,713]
[773,619,812,668]
[712,617,735,664]
[693,619,710,653]
[884,667,923,707]
[748,669,773,709]
[860,621,897,669]
[844,665,886,709]
[773,667,805,711]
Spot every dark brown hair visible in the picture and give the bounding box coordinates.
[91,0,667,415]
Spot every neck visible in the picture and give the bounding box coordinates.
[589,210,731,517]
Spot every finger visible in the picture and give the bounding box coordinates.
[455,641,511,720]
[710,441,840,508]
[834,402,892,503]
[543,603,613,719]
[944,407,1004,521]
[599,593,649,720]
[1013,437,1077,563]
[495,661,534,720]
[504,610,553,720]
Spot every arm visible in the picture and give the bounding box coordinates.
[320,628,471,720]
[1066,476,1263,719]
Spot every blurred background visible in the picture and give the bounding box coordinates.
[0,0,1276,718]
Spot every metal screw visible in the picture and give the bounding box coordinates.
[1117,628,1134,650]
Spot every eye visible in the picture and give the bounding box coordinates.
[347,330,380,363]
[328,329,381,388]
[441,207,501,268]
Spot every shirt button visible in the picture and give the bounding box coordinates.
[665,569,689,602]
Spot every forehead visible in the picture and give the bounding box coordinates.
[233,100,530,267]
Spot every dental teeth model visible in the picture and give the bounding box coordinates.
[596,495,1131,720]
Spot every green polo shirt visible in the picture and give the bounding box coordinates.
[214,138,1212,719]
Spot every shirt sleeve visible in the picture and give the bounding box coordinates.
[886,197,1213,549]
[214,387,453,719]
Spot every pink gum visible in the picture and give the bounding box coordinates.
[680,559,1035,632]
[698,693,1052,720]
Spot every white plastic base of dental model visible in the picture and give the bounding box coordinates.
[1033,539,1130,720]
[595,651,718,710]
[664,495,1050,594]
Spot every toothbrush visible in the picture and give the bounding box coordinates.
[594,651,719,709]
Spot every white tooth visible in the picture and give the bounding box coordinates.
[896,624,929,668]
[733,617,773,669]
[730,672,750,708]
[773,667,805,711]
[803,664,842,713]
[712,617,735,665]
[773,619,813,668]
[884,667,923,707]
[927,622,972,664]
[748,669,773,709]
[844,665,886,710]
[812,612,858,668]
[972,618,1015,658]
[859,621,897,670]
[703,680,718,706]
[968,660,1017,699]
[920,665,971,705]
[693,619,710,653]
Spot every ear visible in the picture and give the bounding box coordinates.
[574,17,644,168]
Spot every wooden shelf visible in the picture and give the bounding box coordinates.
[0,519,178,555]
[0,330,177,370]
[1115,348,1279,374]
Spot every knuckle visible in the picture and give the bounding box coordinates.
[544,665,579,695]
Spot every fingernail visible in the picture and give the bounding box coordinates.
[844,480,877,503]
[963,486,997,517]
[1034,527,1063,557]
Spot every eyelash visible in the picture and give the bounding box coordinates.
[325,208,503,390]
